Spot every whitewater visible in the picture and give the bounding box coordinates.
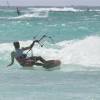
[0,6,100,100]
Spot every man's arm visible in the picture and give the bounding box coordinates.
[22,40,39,51]
[22,46,31,51]
[7,52,15,66]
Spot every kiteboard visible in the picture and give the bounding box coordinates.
[43,60,61,69]
[20,59,61,70]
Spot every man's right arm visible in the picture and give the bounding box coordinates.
[7,51,15,67]
[22,40,39,51]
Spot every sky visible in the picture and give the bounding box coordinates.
[0,0,100,6]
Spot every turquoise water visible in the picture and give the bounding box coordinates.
[0,7,100,100]
[0,7,100,42]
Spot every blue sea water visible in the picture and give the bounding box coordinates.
[0,6,100,100]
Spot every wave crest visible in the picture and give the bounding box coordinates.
[0,36,100,71]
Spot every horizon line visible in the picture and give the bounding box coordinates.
[0,5,100,7]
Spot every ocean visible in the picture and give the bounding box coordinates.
[0,6,100,100]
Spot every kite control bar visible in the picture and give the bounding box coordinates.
[26,33,54,54]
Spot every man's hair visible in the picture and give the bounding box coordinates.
[13,41,20,49]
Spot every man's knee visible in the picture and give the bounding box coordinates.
[37,56,42,59]
[35,56,41,60]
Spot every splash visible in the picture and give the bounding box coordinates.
[57,36,100,67]
[0,36,100,71]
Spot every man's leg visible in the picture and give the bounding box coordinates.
[31,56,46,63]
[34,62,44,66]
[35,56,46,63]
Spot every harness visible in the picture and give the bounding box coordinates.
[16,56,34,67]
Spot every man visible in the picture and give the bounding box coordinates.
[16,7,21,16]
[7,40,46,67]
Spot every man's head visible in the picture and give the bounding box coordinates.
[13,41,20,49]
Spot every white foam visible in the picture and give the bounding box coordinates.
[9,11,48,20]
[0,10,49,20]
[58,36,100,67]
[0,36,100,71]
[29,7,83,12]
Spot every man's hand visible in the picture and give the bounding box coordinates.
[7,64,12,67]
[30,40,39,48]
[34,40,39,43]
